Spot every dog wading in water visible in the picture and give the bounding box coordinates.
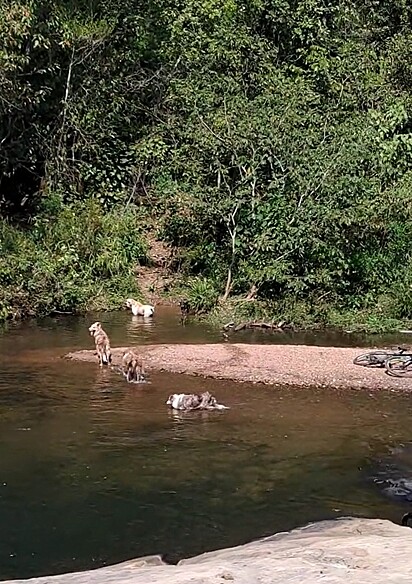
[88,322,112,366]
[125,298,155,318]
[166,391,228,411]
[122,349,145,383]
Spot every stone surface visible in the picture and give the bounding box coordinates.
[66,343,412,390]
[4,518,412,584]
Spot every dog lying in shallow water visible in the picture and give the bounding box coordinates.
[166,391,228,411]
[126,298,155,318]
[88,322,112,366]
[122,349,145,383]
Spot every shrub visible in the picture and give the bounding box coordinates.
[185,277,220,314]
[0,200,148,320]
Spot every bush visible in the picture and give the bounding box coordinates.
[0,200,148,320]
[184,277,220,314]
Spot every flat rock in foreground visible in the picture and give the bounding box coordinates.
[4,518,412,584]
[66,343,412,390]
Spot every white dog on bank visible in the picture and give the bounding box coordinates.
[126,298,155,318]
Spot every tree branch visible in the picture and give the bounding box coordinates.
[222,201,240,301]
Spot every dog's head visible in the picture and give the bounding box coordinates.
[125,298,136,308]
[166,394,175,406]
[88,321,102,336]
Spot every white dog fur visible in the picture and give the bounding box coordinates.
[126,298,155,318]
[166,392,229,411]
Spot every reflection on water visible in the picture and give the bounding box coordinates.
[0,309,411,580]
[2,305,412,354]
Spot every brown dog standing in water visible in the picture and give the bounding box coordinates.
[88,322,112,366]
[122,349,144,382]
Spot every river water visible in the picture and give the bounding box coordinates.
[0,307,412,580]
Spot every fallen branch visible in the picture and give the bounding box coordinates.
[248,322,284,329]
[229,321,287,332]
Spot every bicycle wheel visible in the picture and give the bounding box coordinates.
[385,355,412,377]
[353,351,390,367]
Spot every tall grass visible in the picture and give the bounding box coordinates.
[0,200,148,320]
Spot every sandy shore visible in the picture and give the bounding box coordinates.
[65,343,412,391]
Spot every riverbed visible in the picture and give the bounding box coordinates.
[0,308,411,580]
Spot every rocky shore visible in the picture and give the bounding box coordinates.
[4,518,412,584]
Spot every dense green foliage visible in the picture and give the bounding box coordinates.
[2,0,412,326]
[0,201,147,319]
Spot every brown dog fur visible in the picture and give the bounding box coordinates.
[88,322,112,366]
[122,349,144,382]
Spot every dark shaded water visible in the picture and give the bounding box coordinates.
[0,308,412,580]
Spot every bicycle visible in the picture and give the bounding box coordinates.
[353,346,409,368]
[385,353,412,377]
